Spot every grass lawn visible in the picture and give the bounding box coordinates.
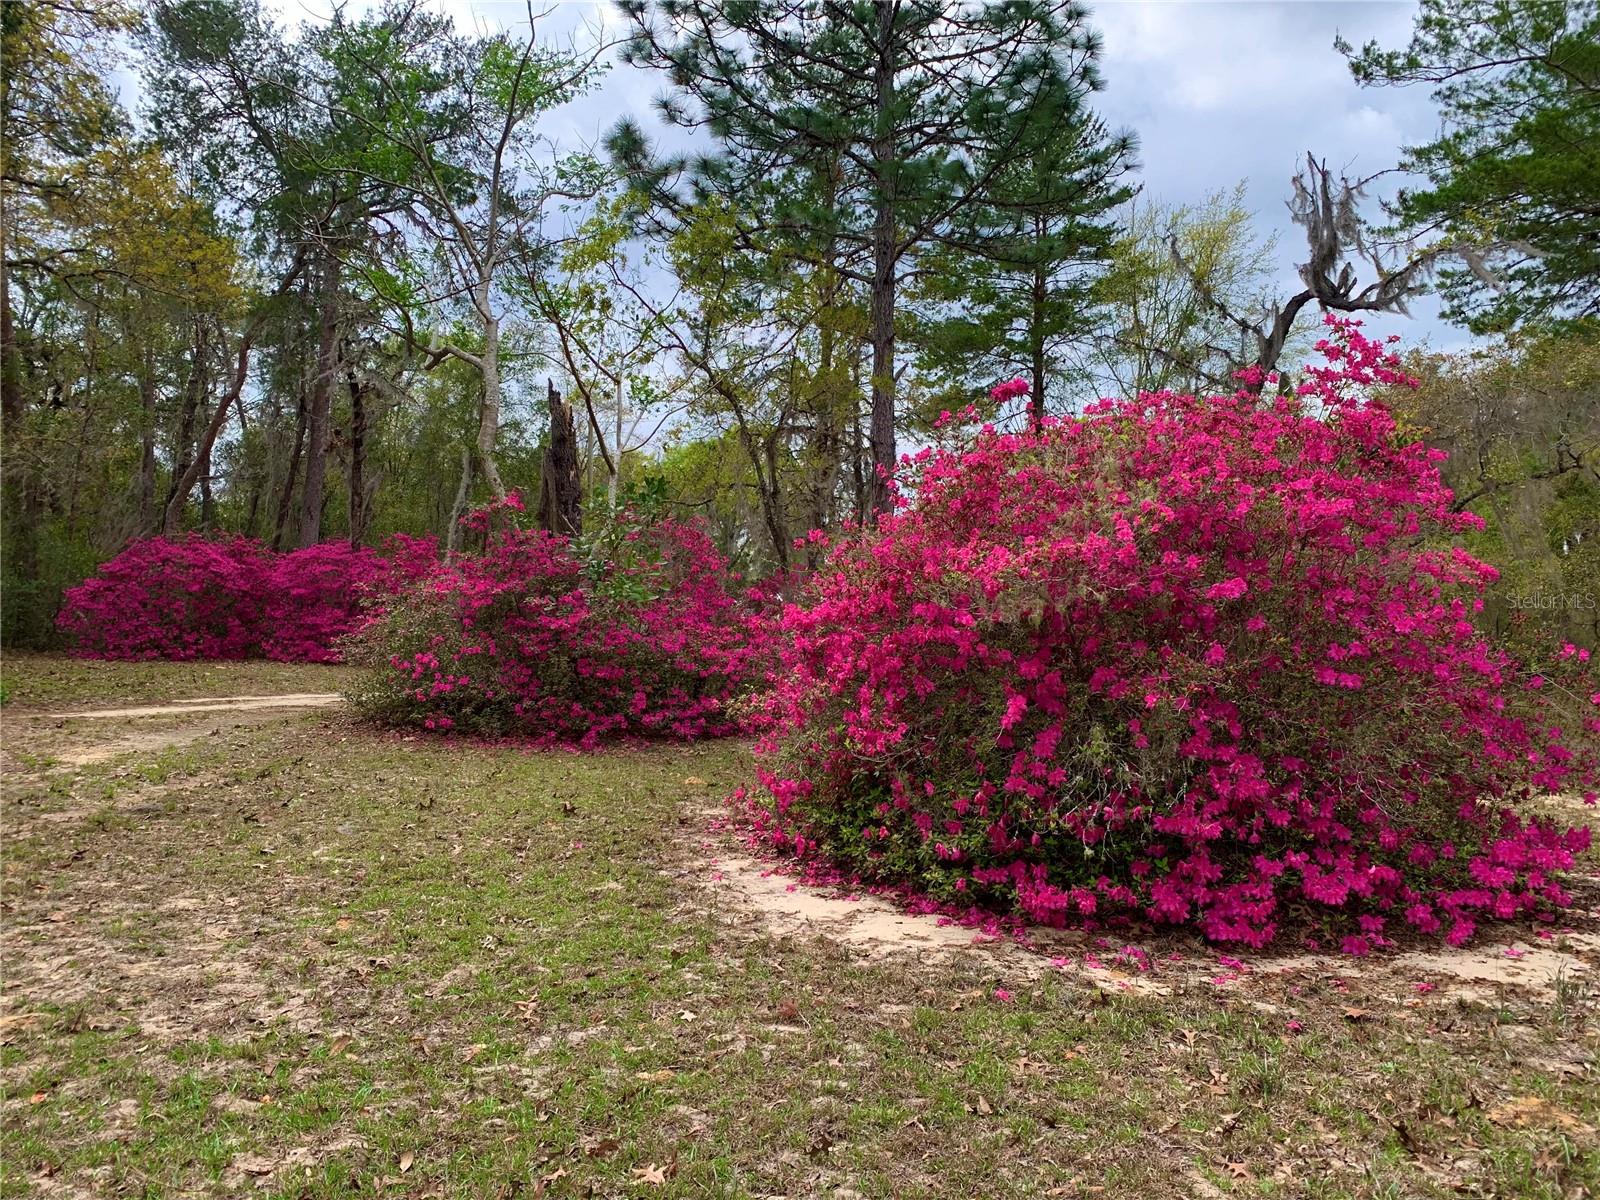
[1,658,1596,1198]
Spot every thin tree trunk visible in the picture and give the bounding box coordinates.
[0,180,20,423]
[865,2,899,519]
[608,374,623,509]
[198,439,216,528]
[162,252,308,537]
[447,446,474,553]
[851,346,867,527]
[162,328,254,535]
[298,253,342,548]
[347,367,368,547]
[243,482,262,539]
[474,278,507,500]
[274,378,307,551]
[66,308,99,529]
[1030,240,1047,427]
[129,336,157,535]
[163,319,211,529]
[808,252,843,565]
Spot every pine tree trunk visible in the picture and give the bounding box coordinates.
[865,2,899,519]
[1031,239,1047,427]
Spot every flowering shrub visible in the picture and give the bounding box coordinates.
[57,535,271,660]
[259,542,384,663]
[57,534,440,662]
[346,514,757,745]
[750,319,1600,950]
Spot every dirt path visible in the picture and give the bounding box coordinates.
[1,692,345,799]
[45,693,342,719]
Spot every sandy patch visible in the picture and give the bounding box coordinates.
[693,848,1174,995]
[2,892,325,1045]
[49,694,341,720]
[686,811,1599,1005]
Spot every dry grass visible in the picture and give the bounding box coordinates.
[1,658,1597,1198]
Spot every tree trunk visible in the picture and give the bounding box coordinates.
[137,342,158,535]
[274,378,307,551]
[1030,242,1047,427]
[162,327,254,535]
[864,2,899,519]
[608,374,623,510]
[347,366,368,547]
[162,319,211,531]
[474,278,507,501]
[850,346,867,527]
[297,254,342,548]
[198,438,216,528]
[537,379,583,538]
[0,179,20,424]
[807,204,845,564]
[447,446,474,553]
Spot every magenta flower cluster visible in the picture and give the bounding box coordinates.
[57,533,438,662]
[353,515,758,746]
[748,318,1599,949]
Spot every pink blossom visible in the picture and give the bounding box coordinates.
[744,315,1598,953]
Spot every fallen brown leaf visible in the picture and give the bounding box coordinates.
[631,1162,668,1186]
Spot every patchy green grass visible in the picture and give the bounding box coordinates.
[0,653,352,709]
[2,657,1597,1198]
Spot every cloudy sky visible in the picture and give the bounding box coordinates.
[191,0,1468,353]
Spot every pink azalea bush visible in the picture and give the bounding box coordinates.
[346,513,757,745]
[57,535,271,660]
[259,542,385,663]
[57,533,439,662]
[749,319,1600,950]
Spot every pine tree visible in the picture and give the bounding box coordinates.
[613,0,1116,515]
